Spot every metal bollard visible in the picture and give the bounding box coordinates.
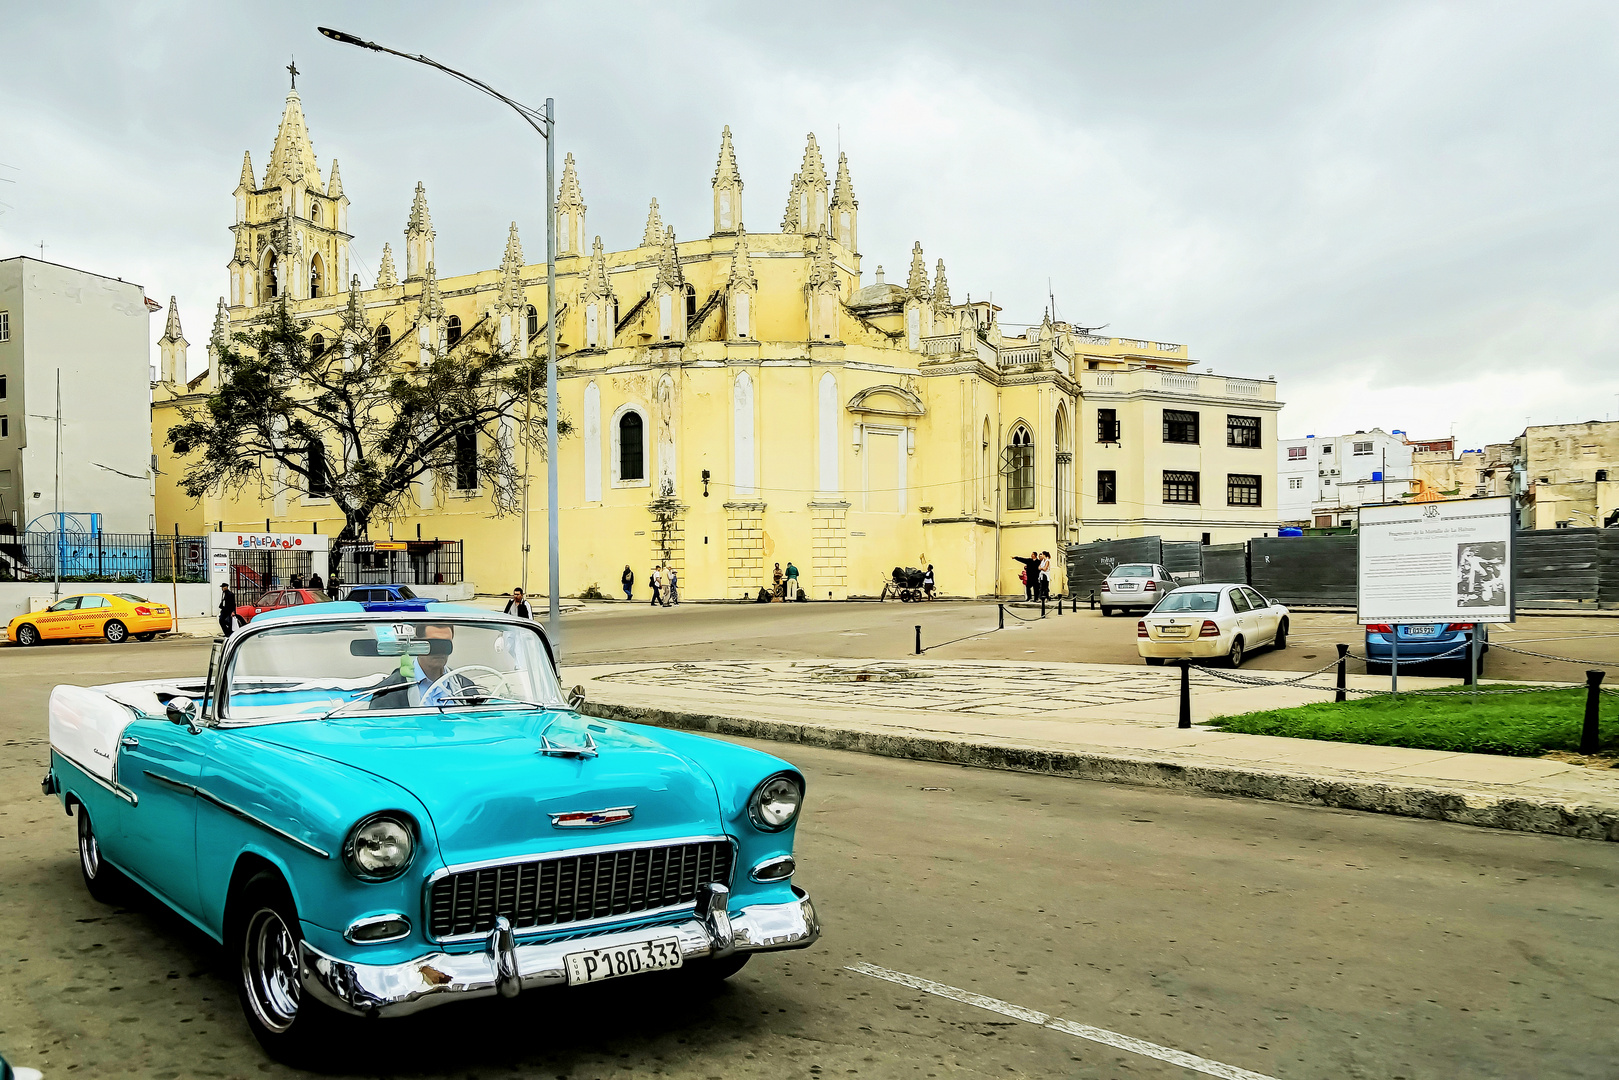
[1089,590,1096,611]
[1335,643,1348,703]
[1058,595,1064,615]
[1581,669,1605,755]
[999,603,1005,630]
[1178,659,1192,729]
[915,625,922,656]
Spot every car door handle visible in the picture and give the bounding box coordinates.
[120,736,139,748]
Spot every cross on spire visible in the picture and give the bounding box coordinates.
[287,57,299,89]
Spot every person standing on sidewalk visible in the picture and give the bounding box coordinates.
[667,566,680,606]
[218,582,237,637]
[621,564,634,601]
[650,564,663,607]
[503,587,532,620]
[924,564,935,600]
[772,562,785,600]
[1038,551,1051,601]
[784,561,799,601]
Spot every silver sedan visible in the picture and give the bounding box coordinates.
[1099,563,1178,616]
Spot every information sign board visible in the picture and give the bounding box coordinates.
[1358,496,1514,624]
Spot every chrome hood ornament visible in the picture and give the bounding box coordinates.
[549,806,634,828]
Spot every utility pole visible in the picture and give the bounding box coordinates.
[53,370,61,600]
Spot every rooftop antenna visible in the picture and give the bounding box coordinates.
[37,241,45,260]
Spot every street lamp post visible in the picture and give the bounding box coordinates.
[317,27,562,643]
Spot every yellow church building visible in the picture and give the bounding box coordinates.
[152,83,1282,599]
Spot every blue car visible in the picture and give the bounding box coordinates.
[1363,621,1488,675]
[43,602,818,1062]
[341,583,439,612]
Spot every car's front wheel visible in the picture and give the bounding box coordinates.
[1272,619,1289,650]
[232,872,341,1064]
[77,806,128,904]
[103,620,128,644]
[1227,636,1246,668]
[14,623,39,646]
[681,953,751,985]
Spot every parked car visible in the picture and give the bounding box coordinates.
[42,602,818,1062]
[1,1051,44,1080]
[1099,563,1178,616]
[1137,583,1289,667]
[343,583,438,612]
[7,592,172,646]
[235,587,332,624]
[1364,622,1487,676]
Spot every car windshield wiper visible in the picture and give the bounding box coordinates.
[316,684,406,722]
[434,693,547,710]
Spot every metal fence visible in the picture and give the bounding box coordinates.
[0,532,210,584]
[331,540,464,589]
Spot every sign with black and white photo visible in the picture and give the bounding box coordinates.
[1358,496,1514,624]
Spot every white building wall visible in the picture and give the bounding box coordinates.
[0,258,156,533]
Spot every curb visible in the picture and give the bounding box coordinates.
[581,700,1619,843]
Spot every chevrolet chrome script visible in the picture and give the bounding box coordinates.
[549,806,635,828]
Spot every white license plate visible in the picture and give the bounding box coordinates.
[1404,624,1439,637]
[564,936,684,985]
[1114,583,1137,591]
[1158,626,1189,637]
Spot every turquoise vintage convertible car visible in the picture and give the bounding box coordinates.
[42,603,818,1061]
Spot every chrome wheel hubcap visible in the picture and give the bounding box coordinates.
[243,908,301,1033]
[79,816,99,879]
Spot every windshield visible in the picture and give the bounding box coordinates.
[222,619,563,724]
[1152,591,1220,612]
[1110,564,1154,578]
[114,593,149,603]
[395,585,418,599]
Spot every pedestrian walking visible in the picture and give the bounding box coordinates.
[218,581,237,637]
[667,567,680,605]
[650,564,663,606]
[621,564,634,600]
[309,571,324,591]
[503,587,532,620]
[290,572,304,589]
[923,564,935,600]
[784,561,799,601]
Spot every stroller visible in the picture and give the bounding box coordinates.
[887,566,927,602]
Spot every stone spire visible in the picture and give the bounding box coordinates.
[581,236,616,349]
[555,152,586,256]
[831,152,858,251]
[655,227,683,291]
[641,198,666,248]
[375,243,399,289]
[806,232,840,290]
[211,298,230,351]
[727,227,757,291]
[263,88,323,189]
[496,222,525,310]
[905,242,931,301]
[342,275,370,335]
[931,259,952,313]
[326,159,344,198]
[420,262,445,321]
[405,182,434,281]
[582,236,612,301]
[797,134,829,233]
[712,126,743,234]
[238,151,255,191]
[780,173,803,233]
[157,297,188,386]
[806,232,841,341]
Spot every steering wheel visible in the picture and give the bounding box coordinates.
[424,665,515,704]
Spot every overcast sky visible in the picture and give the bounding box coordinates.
[3,1,1616,450]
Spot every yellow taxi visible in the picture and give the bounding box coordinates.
[7,592,173,646]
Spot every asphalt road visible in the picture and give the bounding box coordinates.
[3,632,1617,1078]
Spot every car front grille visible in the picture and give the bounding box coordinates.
[427,838,734,940]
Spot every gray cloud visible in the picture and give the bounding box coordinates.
[2,0,1615,449]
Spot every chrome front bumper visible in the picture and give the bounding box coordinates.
[300,885,820,1018]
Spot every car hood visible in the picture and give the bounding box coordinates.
[235,710,725,867]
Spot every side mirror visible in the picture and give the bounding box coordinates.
[166,696,202,733]
[566,684,586,710]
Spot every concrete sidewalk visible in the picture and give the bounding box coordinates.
[566,658,1619,842]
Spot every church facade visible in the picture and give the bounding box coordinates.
[152,85,1282,599]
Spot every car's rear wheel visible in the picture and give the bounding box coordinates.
[77,806,128,904]
[1100,606,1113,617]
[15,623,39,647]
[1227,636,1245,668]
[1366,661,1389,676]
[1273,619,1289,650]
[135,631,157,642]
[103,620,128,644]
[1144,656,1166,666]
[232,871,341,1064]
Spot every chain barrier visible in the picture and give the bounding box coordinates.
[1001,605,1044,623]
[1344,644,1470,666]
[1488,642,1619,668]
[1186,657,1343,689]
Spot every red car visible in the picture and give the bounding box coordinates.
[236,587,332,623]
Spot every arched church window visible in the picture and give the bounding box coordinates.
[619,411,645,481]
[309,202,320,224]
[526,305,538,338]
[1006,425,1035,511]
[446,315,462,347]
[265,250,279,300]
[309,258,323,298]
[310,333,325,356]
[375,324,391,351]
[684,283,697,330]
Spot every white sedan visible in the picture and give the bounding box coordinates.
[1136,584,1289,667]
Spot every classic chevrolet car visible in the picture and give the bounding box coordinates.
[43,603,818,1061]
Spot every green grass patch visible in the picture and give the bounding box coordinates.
[1206,685,1619,757]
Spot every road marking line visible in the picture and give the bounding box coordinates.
[846,961,1278,1080]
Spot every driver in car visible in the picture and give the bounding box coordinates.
[369,623,475,709]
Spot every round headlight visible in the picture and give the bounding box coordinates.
[344,813,415,881]
[750,773,803,831]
